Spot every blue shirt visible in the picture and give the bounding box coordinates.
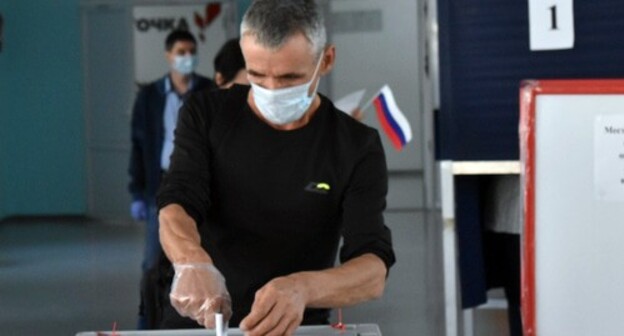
[161,76,195,170]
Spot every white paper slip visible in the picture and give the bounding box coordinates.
[334,89,366,115]
[215,313,228,336]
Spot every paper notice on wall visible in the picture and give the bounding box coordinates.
[528,0,575,51]
[594,115,624,202]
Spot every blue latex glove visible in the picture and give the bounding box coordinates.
[130,199,147,221]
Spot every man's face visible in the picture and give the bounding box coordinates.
[165,40,197,64]
[240,32,333,91]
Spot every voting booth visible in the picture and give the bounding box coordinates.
[520,79,624,336]
[436,1,624,335]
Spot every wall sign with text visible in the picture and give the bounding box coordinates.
[594,115,624,202]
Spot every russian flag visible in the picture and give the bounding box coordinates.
[372,85,413,151]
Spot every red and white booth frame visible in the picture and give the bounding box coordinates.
[519,79,624,336]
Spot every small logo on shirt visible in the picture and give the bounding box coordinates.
[305,182,331,194]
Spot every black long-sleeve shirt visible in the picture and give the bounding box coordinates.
[157,85,395,326]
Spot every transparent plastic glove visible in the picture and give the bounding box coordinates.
[130,200,147,221]
[170,263,232,329]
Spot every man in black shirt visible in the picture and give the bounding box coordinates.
[157,1,395,335]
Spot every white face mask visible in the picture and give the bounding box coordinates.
[172,54,198,75]
[250,55,323,125]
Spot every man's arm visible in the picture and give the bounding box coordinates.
[291,253,387,307]
[156,91,232,328]
[239,254,387,336]
[128,88,148,200]
[159,203,212,264]
[128,88,149,221]
[159,204,232,328]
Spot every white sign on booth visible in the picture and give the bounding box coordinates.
[528,0,575,51]
[594,115,624,202]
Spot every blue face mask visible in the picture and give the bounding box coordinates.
[250,55,323,125]
[172,54,198,75]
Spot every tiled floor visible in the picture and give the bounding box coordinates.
[0,218,144,335]
[0,211,507,335]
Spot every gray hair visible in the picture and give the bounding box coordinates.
[240,0,327,58]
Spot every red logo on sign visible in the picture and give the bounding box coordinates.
[194,3,221,42]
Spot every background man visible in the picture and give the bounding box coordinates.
[213,37,248,88]
[128,29,216,329]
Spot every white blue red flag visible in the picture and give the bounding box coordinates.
[372,85,412,151]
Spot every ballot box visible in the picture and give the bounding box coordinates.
[76,324,382,336]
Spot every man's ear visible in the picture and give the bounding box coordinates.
[215,72,225,87]
[320,44,336,76]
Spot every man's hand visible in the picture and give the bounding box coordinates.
[239,276,308,336]
[170,263,232,329]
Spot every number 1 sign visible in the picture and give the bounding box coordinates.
[528,0,575,51]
